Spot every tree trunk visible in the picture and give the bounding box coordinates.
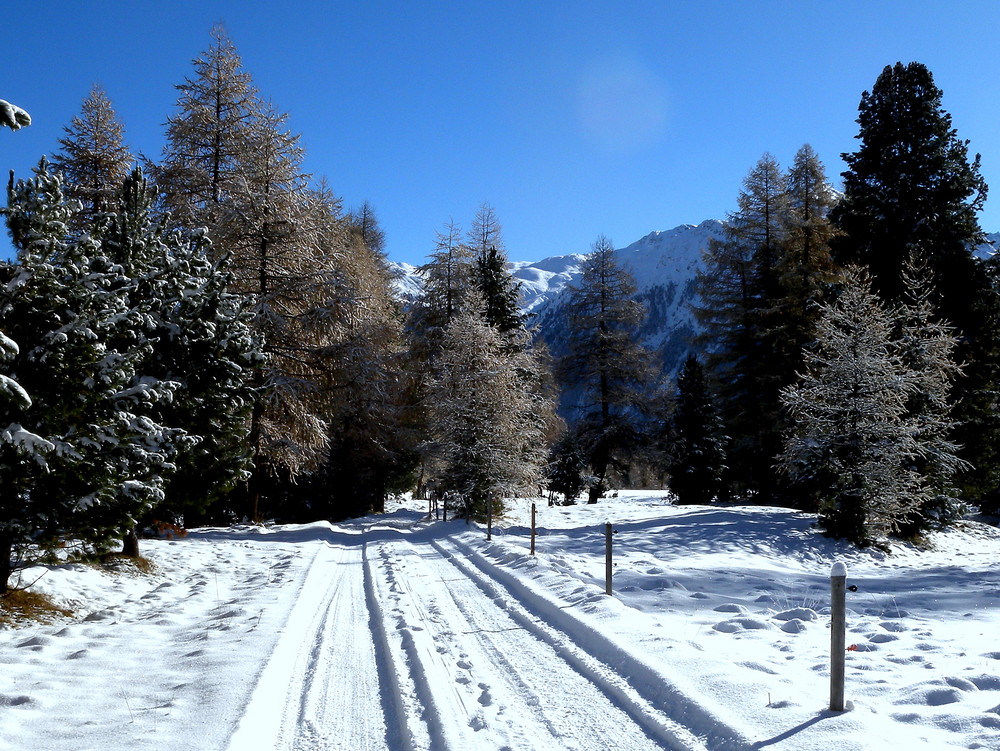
[122,527,140,558]
[0,531,13,595]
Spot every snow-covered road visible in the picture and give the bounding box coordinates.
[227,517,707,751]
[3,495,999,751]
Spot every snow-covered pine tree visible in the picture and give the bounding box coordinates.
[0,332,29,409]
[558,235,657,502]
[98,168,260,535]
[0,100,30,130]
[667,354,727,505]
[51,84,133,226]
[424,307,547,519]
[0,162,173,587]
[779,268,925,545]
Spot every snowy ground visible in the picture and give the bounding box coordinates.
[2,492,999,750]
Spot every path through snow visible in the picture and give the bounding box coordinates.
[2,494,999,750]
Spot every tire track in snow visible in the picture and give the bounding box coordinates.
[226,536,391,751]
[370,531,701,751]
[441,536,754,751]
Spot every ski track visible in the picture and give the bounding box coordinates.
[227,536,390,751]
[366,526,710,751]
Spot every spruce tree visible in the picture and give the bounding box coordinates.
[667,355,727,505]
[464,204,525,335]
[558,235,657,501]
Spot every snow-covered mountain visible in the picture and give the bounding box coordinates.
[392,222,1000,379]
[522,220,724,376]
[391,219,724,377]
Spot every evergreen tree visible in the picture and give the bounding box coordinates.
[0,162,174,588]
[696,154,790,500]
[667,355,727,505]
[0,100,30,131]
[475,247,526,336]
[558,235,657,502]
[779,269,924,545]
[97,168,260,533]
[831,60,1000,507]
[51,84,133,225]
[0,332,29,409]
[464,204,525,335]
[831,62,987,308]
[545,432,590,505]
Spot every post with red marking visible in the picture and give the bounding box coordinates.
[830,561,848,711]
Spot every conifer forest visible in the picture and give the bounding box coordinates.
[4,30,1000,596]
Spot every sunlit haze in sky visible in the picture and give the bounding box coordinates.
[5,1,1000,265]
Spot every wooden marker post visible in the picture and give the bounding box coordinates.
[830,561,848,712]
[530,503,537,556]
[605,522,613,595]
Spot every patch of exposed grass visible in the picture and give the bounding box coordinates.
[99,553,156,575]
[0,589,73,626]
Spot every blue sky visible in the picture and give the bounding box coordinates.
[4,1,1000,266]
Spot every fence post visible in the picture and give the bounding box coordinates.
[605,522,613,595]
[530,502,536,556]
[830,561,848,712]
[487,496,493,541]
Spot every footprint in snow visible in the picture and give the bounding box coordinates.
[478,683,493,706]
[17,635,51,650]
[879,620,907,632]
[0,694,35,707]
